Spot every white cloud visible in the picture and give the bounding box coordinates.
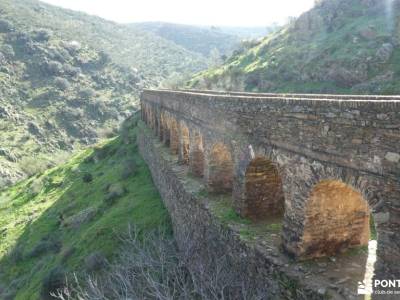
[40,0,315,26]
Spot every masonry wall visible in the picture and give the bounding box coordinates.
[138,126,327,299]
[141,89,400,279]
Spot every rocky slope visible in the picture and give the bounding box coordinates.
[1,0,207,82]
[188,0,400,94]
[0,0,209,188]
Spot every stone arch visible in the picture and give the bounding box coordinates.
[159,111,165,141]
[208,143,234,193]
[180,123,190,164]
[169,117,179,154]
[300,179,370,258]
[190,131,205,177]
[142,104,148,124]
[243,157,284,220]
[154,111,159,136]
[148,106,154,129]
[163,114,171,147]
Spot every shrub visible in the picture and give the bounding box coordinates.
[28,178,44,197]
[60,247,76,264]
[104,183,126,206]
[79,87,96,99]
[44,61,63,75]
[28,238,61,258]
[0,19,13,33]
[8,246,24,264]
[121,159,137,179]
[18,157,48,177]
[41,267,66,300]
[82,173,93,183]
[63,64,80,76]
[54,77,70,91]
[1,45,14,58]
[33,29,53,42]
[61,207,97,229]
[84,251,107,272]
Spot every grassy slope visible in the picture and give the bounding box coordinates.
[0,23,141,187]
[189,0,400,94]
[0,116,171,299]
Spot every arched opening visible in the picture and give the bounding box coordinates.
[180,124,190,164]
[208,143,233,193]
[190,132,204,177]
[163,118,171,147]
[301,180,370,258]
[244,157,284,220]
[169,118,179,155]
[159,113,165,141]
[154,113,159,136]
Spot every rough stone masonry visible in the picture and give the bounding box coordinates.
[139,89,400,297]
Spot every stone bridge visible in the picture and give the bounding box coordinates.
[139,89,400,284]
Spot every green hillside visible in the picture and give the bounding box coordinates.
[1,0,207,82]
[0,116,171,299]
[188,0,400,94]
[0,0,209,188]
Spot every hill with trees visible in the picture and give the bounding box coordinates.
[188,0,400,94]
[0,0,209,188]
[132,22,241,57]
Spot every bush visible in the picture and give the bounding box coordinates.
[41,267,66,300]
[0,19,13,33]
[28,178,44,197]
[82,173,93,183]
[84,251,107,272]
[33,29,53,42]
[28,237,61,258]
[60,247,76,264]
[8,246,24,264]
[1,45,14,58]
[54,77,70,91]
[44,61,63,75]
[104,183,126,206]
[63,64,80,76]
[79,87,96,99]
[121,159,137,179]
[18,157,48,177]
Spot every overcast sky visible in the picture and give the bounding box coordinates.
[40,0,315,27]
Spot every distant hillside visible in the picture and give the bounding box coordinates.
[0,0,209,188]
[132,22,241,57]
[188,0,400,94]
[215,25,278,39]
[1,0,207,83]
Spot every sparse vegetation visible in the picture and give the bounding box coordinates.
[54,227,270,300]
[189,0,400,94]
[0,0,211,189]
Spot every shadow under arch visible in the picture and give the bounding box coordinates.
[207,143,233,194]
[189,131,205,177]
[159,112,165,141]
[169,117,179,155]
[180,123,190,164]
[300,179,371,259]
[242,157,284,221]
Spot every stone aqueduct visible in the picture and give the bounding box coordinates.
[140,89,400,277]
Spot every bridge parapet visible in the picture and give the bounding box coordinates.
[140,89,400,279]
